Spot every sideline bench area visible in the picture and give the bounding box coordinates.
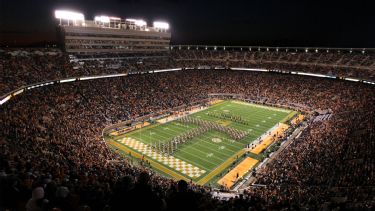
[250,123,289,154]
[217,157,258,188]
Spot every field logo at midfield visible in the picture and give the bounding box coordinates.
[212,138,222,143]
[117,137,206,178]
[216,119,231,126]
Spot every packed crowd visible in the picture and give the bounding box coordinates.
[2,47,375,96]
[0,49,173,95]
[1,68,374,210]
[0,49,70,95]
[245,109,375,209]
[172,49,375,80]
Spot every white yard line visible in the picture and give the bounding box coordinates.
[133,125,240,167]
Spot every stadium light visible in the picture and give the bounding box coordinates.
[126,19,147,27]
[135,20,147,27]
[109,16,121,20]
[95,16,110,23]
[126,18,137,22]
[55,10,84,21]
[153,21,169,30]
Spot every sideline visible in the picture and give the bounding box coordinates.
[197,149,245,185]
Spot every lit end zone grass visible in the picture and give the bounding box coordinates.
[109,100,294,185]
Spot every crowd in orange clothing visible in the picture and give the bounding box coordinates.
[172,49,375,80]
[1,57,375,210]
[2,48,375,96]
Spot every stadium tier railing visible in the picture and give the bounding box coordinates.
[171,45,375,52]
[1,67,374,106]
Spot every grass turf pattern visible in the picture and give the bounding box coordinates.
[112,100,293,183]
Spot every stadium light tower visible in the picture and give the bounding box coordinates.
[125,18,137,22]
[126,19,148,30]
[153,21,169,32]
[95,16,110,23]
[55,10,84,26]
[95,15,121,28]
[135,20,147,27]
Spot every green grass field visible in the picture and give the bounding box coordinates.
[109,100,294,185]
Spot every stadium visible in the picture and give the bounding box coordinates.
[1,2,375,211]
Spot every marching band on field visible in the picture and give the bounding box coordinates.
[207,111,249,125]
[152,116,249,156]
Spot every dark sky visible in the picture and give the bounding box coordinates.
[1,0,374,47]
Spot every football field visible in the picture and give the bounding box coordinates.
[109,100,294,185]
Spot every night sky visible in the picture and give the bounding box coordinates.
[1,0,374,47]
